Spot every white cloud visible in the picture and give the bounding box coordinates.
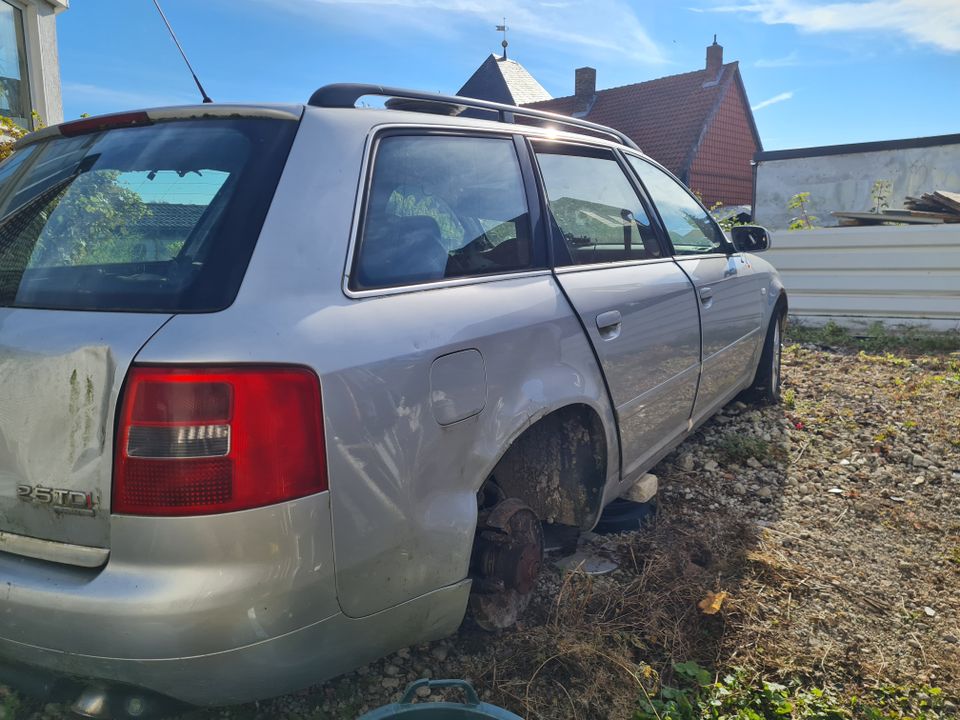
[706,0,960,53]
[63,83,193,110]
[751,90,794,110]
[754,51,802,67]
[253,0,667,64]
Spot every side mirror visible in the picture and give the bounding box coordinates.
[730,225,772,253]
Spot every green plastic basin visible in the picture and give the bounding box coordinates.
[358,679,523,719]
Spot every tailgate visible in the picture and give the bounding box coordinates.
[0,113,298,559]
[0,308,170,550]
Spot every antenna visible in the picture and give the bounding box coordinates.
[151,0,213,104]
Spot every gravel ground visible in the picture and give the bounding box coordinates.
[7,343,959,719]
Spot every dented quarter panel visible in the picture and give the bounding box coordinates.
[0,308,170,549]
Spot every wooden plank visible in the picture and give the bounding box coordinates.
[831,211,943,224]
[932,190,960,214]
[920,193,959,214]
[882,209,960,222]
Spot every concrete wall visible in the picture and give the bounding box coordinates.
[754,141,960,230]
[765,224,960,332]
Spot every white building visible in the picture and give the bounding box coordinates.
[0,0,68,129]
[753,132,960,230]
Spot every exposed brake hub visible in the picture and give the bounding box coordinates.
[469,497,544,630]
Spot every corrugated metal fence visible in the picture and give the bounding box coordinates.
[764,224,960,332]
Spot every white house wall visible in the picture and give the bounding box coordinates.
[754,143,960,231]
[764,224,960,332]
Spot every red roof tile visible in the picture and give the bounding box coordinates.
[524,63,755,179]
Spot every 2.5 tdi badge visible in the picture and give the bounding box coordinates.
[16,484,94,514]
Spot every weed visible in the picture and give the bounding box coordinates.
[635,662,948,720]
[787,192,819,231]
[786,320,960,355]
[716,434,775,466]
[782,388,796,409]
[0,687,21,720]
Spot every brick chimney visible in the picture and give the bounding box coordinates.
[706,36,723,77]
[574,67,596,115]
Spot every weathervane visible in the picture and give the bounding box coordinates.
[496,18,509,59]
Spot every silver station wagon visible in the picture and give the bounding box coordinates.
[0,85,785,714]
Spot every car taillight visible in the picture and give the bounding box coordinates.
[113,366,327,516]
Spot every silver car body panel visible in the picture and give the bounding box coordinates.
[0,494,338,659]
[553,259,701,483]
[0,309,171,550]
[135,109,619,618]
[0,104,784,705]
[675,253,765,423]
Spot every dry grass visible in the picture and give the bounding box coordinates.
[463,515,762,719]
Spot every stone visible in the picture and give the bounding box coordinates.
[757,486,772,499]
[912,454,933,468]
[733,482,747,495]
[430,645,448,662]
[384,664,400,677]
[679,453,695,471]
[704,459,719,472]
[416,686,432,698]
[381,677,401,689]
[621,473,658,503]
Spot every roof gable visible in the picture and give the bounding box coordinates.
[458,54,552,107]
[525,62,758,178]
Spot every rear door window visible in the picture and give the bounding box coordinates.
[0,117,297,311]
[352,134,535,290]
[533,143,663,266]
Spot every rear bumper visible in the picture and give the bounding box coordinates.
[0,580,470,706]
[0,494,339,660]
[1,494,463,705]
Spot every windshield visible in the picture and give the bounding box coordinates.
[0,117,297,312]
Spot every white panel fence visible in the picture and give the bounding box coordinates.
[764,224,960,332]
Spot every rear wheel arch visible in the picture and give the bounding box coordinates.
[483,403,609,530]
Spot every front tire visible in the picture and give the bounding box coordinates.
[748,309,784,405]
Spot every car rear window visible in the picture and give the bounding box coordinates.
[0,117,297,312]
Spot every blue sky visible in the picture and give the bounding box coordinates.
[58,1,959,150]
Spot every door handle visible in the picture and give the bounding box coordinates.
[596,310,622,330]
[699,287,714,304]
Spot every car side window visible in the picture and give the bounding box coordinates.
[625,155,730,256]
[533,144,662,267]
[352,135,534,290]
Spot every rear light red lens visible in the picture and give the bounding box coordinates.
[59,111,152,137]
[113,366,327,516]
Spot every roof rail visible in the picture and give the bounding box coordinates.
[308,83,641,151]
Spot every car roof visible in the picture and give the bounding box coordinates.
[302,104,648,155]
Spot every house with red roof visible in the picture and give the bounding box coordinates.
[460,40,761,208]
[524,40,761,207]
